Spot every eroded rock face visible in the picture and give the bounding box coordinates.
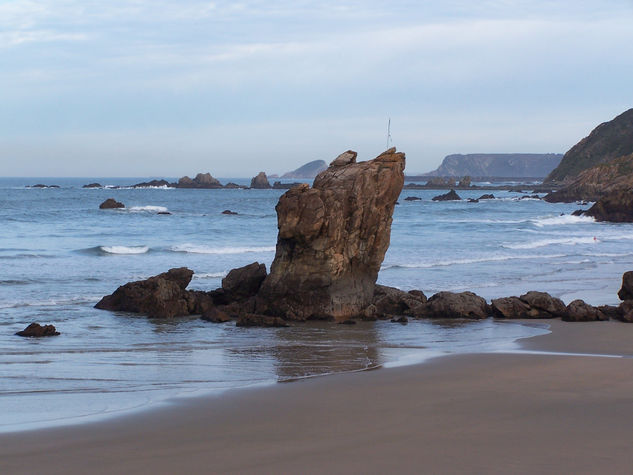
[256,148,405,321]
[583,189,633,222]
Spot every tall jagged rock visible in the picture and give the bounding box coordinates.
[250,172,271,189]
[256,148,405,321]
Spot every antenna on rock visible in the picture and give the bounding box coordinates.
[387,118,392,149]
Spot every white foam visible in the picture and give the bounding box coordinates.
[381,253,567,270]
[100,245,149,254]
[128,206,169,212]
[170,244,275,254]
[532,215,595,227]
[502,237,598,250]
[0,296,101,309]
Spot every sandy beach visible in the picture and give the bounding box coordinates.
[1,319,633,474]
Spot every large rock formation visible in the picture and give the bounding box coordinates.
[545,108,633,184]
[256,148,405,321]
[423,154,562,178]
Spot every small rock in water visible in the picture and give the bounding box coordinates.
[432,189,461,201]
[404,196,421,201]
[391,315,408,324]
[16,323,60,337]
[99,198,125,209]
[467,198,479,203]
[478,194,495,200]
[157,211,171,215]
[201,307,231,323]
[338,319,357,325]
[236,314,288,327]
[83,183,102,188]
[222,210,238,215]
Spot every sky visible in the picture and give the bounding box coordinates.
[1,0,633,177]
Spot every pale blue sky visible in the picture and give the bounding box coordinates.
[1,0,632,176]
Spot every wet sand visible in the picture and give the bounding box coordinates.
[2,319,633,474]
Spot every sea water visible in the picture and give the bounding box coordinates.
[1,177,632,431]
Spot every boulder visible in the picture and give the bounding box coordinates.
[415,291,489,319]
[404,196,421,201]
[491,297,534,319]
[563,300,607,322]
[95,267,194,318]
[619,272,633,301]
[201,307,231,323]
[478,194,495,200]
[99,198,125,209]
[250,172,271,189]
[222,210,238,215]
[15,323,60,337]
[618,301,633,322]
[432,189,461,201]
[256,148,405,321]
[519,291,567,318]
[599,304,623,321]
[222,262,267,302]
[236,314,289,327]
[372,285,427,316]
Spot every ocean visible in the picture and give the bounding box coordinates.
[1,177,632,432]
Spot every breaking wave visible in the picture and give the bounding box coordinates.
[381,253,567,271]
[502,237,598,250]
[169,244,275,254]
[99,246,150,255]
[532,215,595,227]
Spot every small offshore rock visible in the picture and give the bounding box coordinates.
[16,323,60,337]
[157,211,171,215]
[221,210,238,215]
[99,198,125,209]
[132,179,171,188]
[467,198,479,203]
[478,194,495,200]
[404,196,421,201]
[236,314,289,327]
[391,315,408,324]
[432,189,461,201]
[83,183,102,188]
[250,172,271,189]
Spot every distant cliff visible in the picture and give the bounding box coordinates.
[545,108,633,184]
[281,160,327,179]
[423,153,562,178]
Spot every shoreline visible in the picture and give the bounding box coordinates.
[3,319,633,474]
